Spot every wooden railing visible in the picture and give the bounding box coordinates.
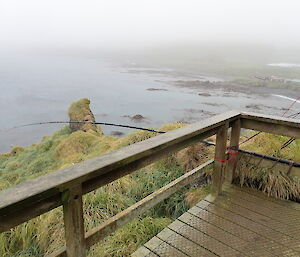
[0,111,300,257]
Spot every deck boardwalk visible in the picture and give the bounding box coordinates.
[133,185,300,257]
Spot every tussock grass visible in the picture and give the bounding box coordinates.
[0,126,71,190]
[176,142,213,173]
[0,207,65,257]
[236,156,300,200]
[2,123,299,255]
[0,122,211,256]
[88,217,172,257]
[241,131,300,162]
[185,185,211,207]
[237,132,300,200]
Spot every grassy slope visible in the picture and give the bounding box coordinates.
[241,132,300,162]
[2,122,299,256]
[0,123,211,257]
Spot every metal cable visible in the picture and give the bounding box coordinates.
[7,121,166,134]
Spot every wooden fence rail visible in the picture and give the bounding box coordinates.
[0,110,299,256]
[48,160,214,257]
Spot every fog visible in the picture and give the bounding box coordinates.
[1,0,300,51]
[1,0,300,152]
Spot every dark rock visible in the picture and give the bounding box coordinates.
[147,88,168,91]
[111,131,125,137]
[198,92,211,97]
[131,114,146,121]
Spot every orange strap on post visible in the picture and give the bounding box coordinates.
[214,157,226,163]
[214,151,239,163]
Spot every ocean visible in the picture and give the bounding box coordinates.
[0,51,298,153]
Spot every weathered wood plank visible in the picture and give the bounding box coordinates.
[0,194,62,234]
[144,237,188,257]
[188,205,293,257]
[81,129,217,194]
[225,119,240,183]
[156,228,217,257]
[233,185,300,211]
[132,246,158,257]
[62,186,86,257]
[138,187,300,257]
[47,160,213,256]
[241,112,300,139]
[178,212,259,257]
[241,119,300,139]
[241,112,300,128]
[46,248,66,257]
[168,220,244,257]
[222,190,300,225]
[0,129,218,232]
[0,111,240,232]
[212,123,228,196]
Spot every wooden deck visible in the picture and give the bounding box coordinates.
[133,185,300,257]
[2,111,300,256]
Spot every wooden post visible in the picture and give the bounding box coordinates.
[212,123,228,197]
[62,185,86,257]
[225,119,241,183]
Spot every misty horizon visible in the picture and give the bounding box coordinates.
[1,0,300,51]
[1,0,300,152]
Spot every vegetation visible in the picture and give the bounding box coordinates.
[239,132,300,200]
[227,77,300,90]
[241,131,300,163]
[0,120,211,256]
[68,98,103,135]
[1,97,299,256]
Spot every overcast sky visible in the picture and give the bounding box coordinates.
[0,0,300,50]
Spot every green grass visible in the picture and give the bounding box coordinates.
[238,131,300,199]
[0,126,72,190]
[241,131,300,162]
[0,122,210,256]
[88,217,172,257]
[6,120,299,256]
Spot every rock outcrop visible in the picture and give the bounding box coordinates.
[68,98,103,135]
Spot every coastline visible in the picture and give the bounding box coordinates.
[1,54,300,153]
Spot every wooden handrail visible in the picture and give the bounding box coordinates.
[47,160,214,257]
[0,110,240,232]
[1,110,300,257]
[241,112,300,139]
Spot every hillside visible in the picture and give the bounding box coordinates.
[0,99,212,257]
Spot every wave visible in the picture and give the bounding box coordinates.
[272,94,300,104]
